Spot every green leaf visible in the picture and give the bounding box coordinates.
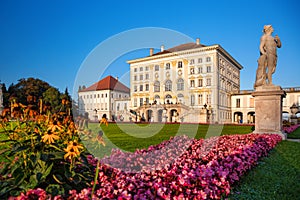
[46,184,65,197]
[53,174,64,184]
[72,175,81,185]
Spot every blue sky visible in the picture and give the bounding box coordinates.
[0,0,299,97]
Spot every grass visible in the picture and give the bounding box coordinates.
[1,122,300,199]
[84,123,253,157]
[287,126,300,139]
[228,141,300,200]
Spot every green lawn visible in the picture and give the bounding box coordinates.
[84,123,253,157]
[287,126,300,139]
[1,122,300,199]
[228,141,300,200]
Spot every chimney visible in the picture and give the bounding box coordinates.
[196,38,200,45]
[160,45,164,52]
[150,48,154,56]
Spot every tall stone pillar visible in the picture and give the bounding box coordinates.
[251,85,286,139]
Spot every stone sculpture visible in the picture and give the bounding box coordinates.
[254,25,281,88]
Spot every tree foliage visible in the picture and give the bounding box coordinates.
[2,77,72,113]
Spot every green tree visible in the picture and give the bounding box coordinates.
[7,78,51,105]
[42,87,61,113]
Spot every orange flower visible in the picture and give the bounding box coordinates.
[99,117,108,126]
[42,130,60,144]
[64,148,78,160]
[47,120,63,132]
[64,140,83,160]
[65,140,84,154]
[96,131,106,146]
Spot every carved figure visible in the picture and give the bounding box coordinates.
[254,25,281,88]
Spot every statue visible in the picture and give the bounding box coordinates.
[254,25,281,88]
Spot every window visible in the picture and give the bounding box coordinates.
[236,98,241,108]
[124,103,127,110]
[134,85,137,92]
[207,94,212,104]
[98,94,100,98]
[140,74,143,80]
[177,93,184,103]
[166,63,170,70]
[105,94,107,98]
[154,81,160,92]
[198,67,203,74]
[206,78,211,86]
[198,58,202,63]
[139,85,143,91]
[198,79,203,87]
[145,98,149,105]
[139,98,143,106]
[134,68,137,72]
[190,59,194,65]
[155,65,159,71]
[190,80,195,87]
[145,73,149,80]
[191,94,195,106]
[134,75,137,81]
[178,61,182,68]
[101,94,103,98]
[207,66,211,73]
[145,84,149,91]
[145,66,149,71]
[117,103,120,111]
[177,78,184,91]
[134,98,137,107]
[140,67,143,71]
[190,67,195,74]
[206,57,211,62]
[111,94,113,98]
[198,94,203,105]
[165,80,172,91]
[154,95,160,102]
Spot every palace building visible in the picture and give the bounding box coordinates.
[127,39,243,123]
[78,39,300,123]
[78,76,130,121]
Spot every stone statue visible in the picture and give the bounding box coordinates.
[254,25,281,88]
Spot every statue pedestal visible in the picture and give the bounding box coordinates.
[252,85,286,139]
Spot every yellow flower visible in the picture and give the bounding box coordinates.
[64,148,79,160]
[65,140,84,154]
[96,132,106,146]
[47,120,63,132]
[99,117,108,126]
[42,130,60,144]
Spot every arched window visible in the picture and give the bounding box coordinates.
[177,78,184,91]
[165,80,172,91]
[154,81,160,92]
[177,93,184,104]
[165,94,172,104]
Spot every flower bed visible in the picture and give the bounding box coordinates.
[283,124,300,134]
[13,133,282,199]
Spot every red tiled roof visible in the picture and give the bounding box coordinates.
[80,76,130,93]
[152,42,206,56]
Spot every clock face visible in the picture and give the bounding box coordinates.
[178,70,182,76]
